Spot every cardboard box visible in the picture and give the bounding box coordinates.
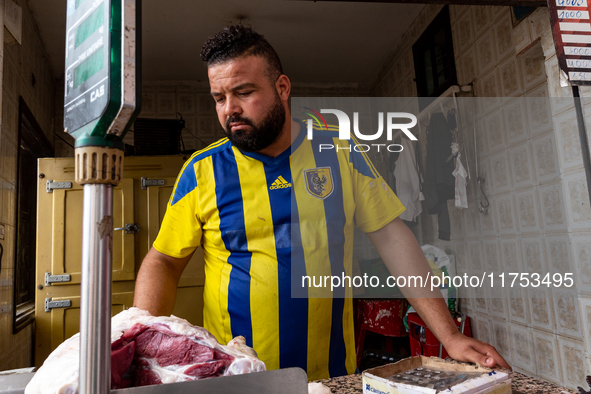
[362,356,511,394]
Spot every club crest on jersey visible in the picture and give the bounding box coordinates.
[304,167,334,199]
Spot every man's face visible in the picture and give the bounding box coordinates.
[208,56,286,152]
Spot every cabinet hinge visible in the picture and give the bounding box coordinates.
[45,273,71,286]
[141,177,165,189]
[45,298,72,312]
[46,180,73,193]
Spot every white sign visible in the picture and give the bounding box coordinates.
[569,71,591,80]
[558,9,590,19]
[556,0,588,7]
[567,58,591,67]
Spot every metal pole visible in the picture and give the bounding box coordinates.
[79,183,113,394]
[572,86,591,207]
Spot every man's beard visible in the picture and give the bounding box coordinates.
[224,96,286,152]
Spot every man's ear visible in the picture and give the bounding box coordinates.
[275,74,291,102]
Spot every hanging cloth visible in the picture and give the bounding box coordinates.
[453,151,468,209]
[424,112,455,241]
[394,138,423,222]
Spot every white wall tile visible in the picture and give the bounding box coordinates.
[473,286,489,315]
[454,242,468,275]
[479,195,497,236]
[477,69,501,115]
[156,93,176,115]
[489,150,513,194]
[494,17,515,62]
[572,234,591,294]
[532,132,561,184]
[500,237,523,273]
[475,30,498,78]
[532,329,562,385]
[493,320,512,364]
[558,336,587,390]
[503,98,530,145]
[472,7,493,38]
[483,238,501,273]
[528,287,556,333]
[484,109,507,154]
[464,204,481,237]
[553,287,583,340]
[579,297,591,356]
[526,85,554,136]
[554,109,585,172]
[521,236,547,275]
[515,188,542,233]
[508,286,530,325]
[519,43,547,92]
[509,140,536,190]
[528,8,555,58]
[474,314,493,344]
[499,56,523,97]
[177,93,195,114]
[467,240,483,274]
[538,182,568,232]
[495,193,518,235]
[562,170,591,230]
[510,323,536,374]
[545,234,575,278]
[544,56,575,113]
[489,293,508,320]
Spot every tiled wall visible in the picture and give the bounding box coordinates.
[0,0,56,371]
[360,4,591,390]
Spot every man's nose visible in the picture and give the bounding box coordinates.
[223,96,242,117]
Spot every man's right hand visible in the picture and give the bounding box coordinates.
[133,247,194,316]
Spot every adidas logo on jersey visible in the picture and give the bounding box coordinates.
[270,175,292,190]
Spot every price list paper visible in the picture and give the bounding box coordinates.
[549,0,591,84]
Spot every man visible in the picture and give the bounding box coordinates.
[133,25,510,380]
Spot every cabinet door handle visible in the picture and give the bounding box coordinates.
[114,223,140,234]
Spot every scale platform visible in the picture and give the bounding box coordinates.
[0,368,308,394]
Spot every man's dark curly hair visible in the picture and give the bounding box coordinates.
[200,25,283,82]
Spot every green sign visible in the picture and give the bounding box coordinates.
[64,0,139,148]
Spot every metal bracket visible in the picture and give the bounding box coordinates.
[45,273,71,286]
[46,180,72,193]
[45,298,72,312]
[141,177,165,189]
[114,223,140,234]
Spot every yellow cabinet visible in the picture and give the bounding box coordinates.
[35,156,204,366]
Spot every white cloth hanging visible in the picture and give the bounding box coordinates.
[453,152,468,209]
[394,138,423,221]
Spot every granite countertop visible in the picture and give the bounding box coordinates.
[315,371,579,394]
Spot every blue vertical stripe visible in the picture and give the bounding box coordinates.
[263,162,309,371]
[311,137,348,377]
[212,149,253,347]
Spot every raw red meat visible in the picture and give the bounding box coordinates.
[26,308,266,394]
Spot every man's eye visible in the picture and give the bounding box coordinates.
[238,91,252,96]
[215,97,224,103]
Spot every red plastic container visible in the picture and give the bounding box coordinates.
[355,299,409,367]
[408,312,471,359]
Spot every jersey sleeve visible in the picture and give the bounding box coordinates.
[153,159,202,258]
[350,146,406,233]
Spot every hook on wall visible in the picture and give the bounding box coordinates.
[477,177,489,215]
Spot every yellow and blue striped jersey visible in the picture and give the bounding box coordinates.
[153,120,405,380]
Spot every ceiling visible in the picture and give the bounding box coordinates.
[27,0,424,84]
